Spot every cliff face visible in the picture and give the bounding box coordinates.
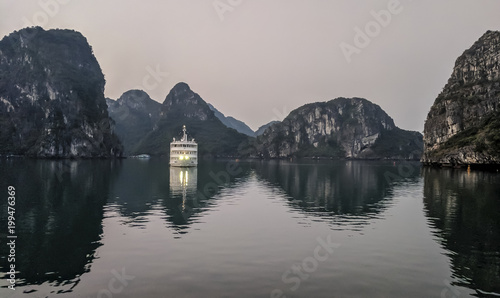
[0,27,122,157]
[106,90,161,154]
[132,82,250,156]
[422,30,500,165]
[255,97,422,159]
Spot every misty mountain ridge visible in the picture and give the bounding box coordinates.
[125,82,251,157]
[207,103,255,137]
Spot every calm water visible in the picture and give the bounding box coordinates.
[0,159,499,298]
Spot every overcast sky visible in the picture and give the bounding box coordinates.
[1,0,499,132]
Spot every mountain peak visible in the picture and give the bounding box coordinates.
[117,89,153,107]
[172,82,191,90]
[164,82,198,104]
[161,82,213,121]
[121,89,150,98]
[106,89,162,155]
[167,82,193,99]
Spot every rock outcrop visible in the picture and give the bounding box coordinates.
[0,27,122,157]
[422,30,500,165]
[255,97,422,159]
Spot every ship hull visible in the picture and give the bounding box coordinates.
[170,159,197,167]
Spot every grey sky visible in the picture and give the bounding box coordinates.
[1,0,499,132]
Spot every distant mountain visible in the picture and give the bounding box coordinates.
[106,90,161,155]
[255,121,280,136]
[422,30,500,166]
[132,82,250,156]
[0,27,122,157]
[207,103,254,137]
[254,97,422,159]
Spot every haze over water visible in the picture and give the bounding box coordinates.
[0,159,499,297]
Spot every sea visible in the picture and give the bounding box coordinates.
[0,158,499,298]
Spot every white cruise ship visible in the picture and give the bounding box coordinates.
[169,125,198,167]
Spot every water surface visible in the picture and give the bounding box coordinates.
[0,159,499,297]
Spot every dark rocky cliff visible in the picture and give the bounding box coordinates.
[422,30,500,165]
[0,27,122,157]
[255,97,422,159]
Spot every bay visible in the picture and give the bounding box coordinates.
[0,159,499,297]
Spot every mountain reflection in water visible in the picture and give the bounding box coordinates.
[423,167,500,295]
[252,160,421,229]
[0,159,120,289]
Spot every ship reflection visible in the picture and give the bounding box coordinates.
[169,166,198,215]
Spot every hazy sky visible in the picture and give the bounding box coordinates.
[1,1,500,132]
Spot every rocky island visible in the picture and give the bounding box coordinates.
[254,97,423,159]
[422,30,500,167]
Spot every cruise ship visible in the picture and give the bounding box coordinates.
[169,125,198,167]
